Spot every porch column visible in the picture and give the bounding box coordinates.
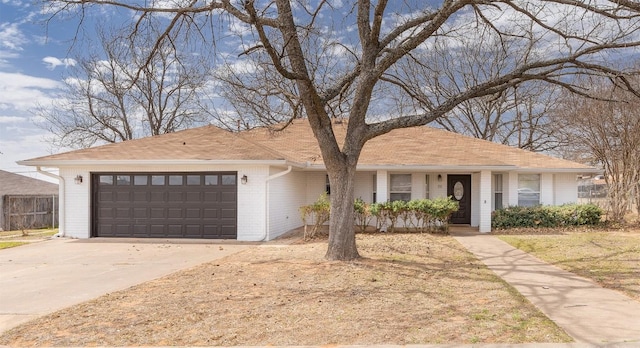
[479,170,492,233]
[507,171,519,206]
[376,170,388,203]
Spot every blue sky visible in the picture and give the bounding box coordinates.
[0,0,82,180]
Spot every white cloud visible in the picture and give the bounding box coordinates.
[0,71,61,111]
[0,115,23,123]
[0,22,27,51]
[42,56,76,70]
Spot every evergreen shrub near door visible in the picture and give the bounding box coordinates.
[491,204,602,229]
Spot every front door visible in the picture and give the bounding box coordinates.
[447,175,471,224]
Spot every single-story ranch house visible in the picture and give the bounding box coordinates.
[19,119,597,240]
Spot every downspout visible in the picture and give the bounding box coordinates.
[37,167,65,237]
[261,166,293,241]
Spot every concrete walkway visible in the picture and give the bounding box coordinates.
[0,238,251,334]
[452,232,640,344]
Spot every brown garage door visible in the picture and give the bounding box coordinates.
[92,172,237,239]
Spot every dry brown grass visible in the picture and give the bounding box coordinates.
[498,229,640,301]
[0,232,571,346]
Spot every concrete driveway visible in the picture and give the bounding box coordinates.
[0,238,252,334]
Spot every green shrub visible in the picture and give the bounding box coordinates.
[492,204,602,229]
[299,193,331,240]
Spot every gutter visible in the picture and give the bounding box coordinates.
[36,167,65,237]
[260,166,293,241]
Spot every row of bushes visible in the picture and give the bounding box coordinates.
[491,204,602,229]
[299,194,460,239]
[354,197,459,233]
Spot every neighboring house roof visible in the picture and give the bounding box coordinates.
[0,170,58,196]
[19,119,595,172]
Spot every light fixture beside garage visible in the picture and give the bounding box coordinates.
[241,175,248,184]
[74,175,83,184]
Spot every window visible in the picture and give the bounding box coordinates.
[222,175,236,185]
[425,174,430,199]
[204,175,218,185]
[133,175,148,186]
[99,175,113,185]
[390,174,411,202]
[186,175,201,185]
[169,175,183,185]
[494,174,503,210]
[325,175,331,195]
[116,175,131,185]
[151,175,165,185]
[518,174,540,207]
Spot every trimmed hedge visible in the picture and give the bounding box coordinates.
[491,204,602,229]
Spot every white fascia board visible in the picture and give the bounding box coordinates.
[17,159,305,168]
[516,167,600,174]
[301,164,517,171]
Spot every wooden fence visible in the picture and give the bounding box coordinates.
[2,195,59,231]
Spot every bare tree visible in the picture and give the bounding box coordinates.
[554,79,640,222]
[44,0,640,260]
[37,24,211,148]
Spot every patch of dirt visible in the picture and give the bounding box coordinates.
[0,233,571,346]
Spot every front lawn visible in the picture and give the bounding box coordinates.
[0,233,571,346]
[498,231,640,301]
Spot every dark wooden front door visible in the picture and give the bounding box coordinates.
[447,175,471,224]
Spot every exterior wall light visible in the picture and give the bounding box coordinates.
[437,174,442,182]
[241,175,248,184]
[74,175,83,184]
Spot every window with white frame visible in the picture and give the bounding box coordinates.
[518,174,540,207]
[494,174,503,210]
[390,174,411,201]
[425,174,430,199]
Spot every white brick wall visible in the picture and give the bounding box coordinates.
[554,173,579,205]
[268,168,306,240]
[540,173,554,205]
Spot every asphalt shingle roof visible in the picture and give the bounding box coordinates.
[0,170,58,196]
[20,119,593,171]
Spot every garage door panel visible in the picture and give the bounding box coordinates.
[99,208,114,218]
[167,208,182,219]
[186,208,200,218]
[93,172,236,239]
[221,208,236,219]
[203,208,218,218]
[150,192,164,202]
[116,208,131,218]
[133,208,148,219]
[220,192,236,203]
[203,192,218,201]
[133,192,148,201]
[167,192,184,202]
[115,191,131,202]
[186,192,201,202]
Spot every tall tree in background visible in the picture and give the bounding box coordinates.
[554,79,640,222]
[38,24,211,148]
[44,0,640,260]
[389,30,563,152]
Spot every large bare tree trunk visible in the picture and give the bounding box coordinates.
[325,162,360,260]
